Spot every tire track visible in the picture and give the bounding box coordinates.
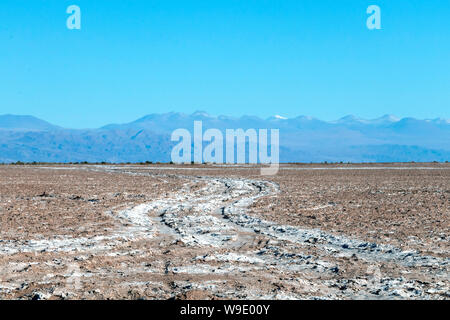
[2,165,448,299]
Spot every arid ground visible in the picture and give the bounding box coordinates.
[0,163,448,300]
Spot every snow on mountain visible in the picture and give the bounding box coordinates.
[268,115,288,120]
[0,113,449,163]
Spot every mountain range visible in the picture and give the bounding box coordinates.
[0,112,449,163]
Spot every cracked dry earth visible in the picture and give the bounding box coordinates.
[0,164,448,300]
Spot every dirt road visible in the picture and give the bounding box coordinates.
[0,165,448,299]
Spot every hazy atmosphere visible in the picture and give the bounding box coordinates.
[1,0,449,128]
[0,0,448,306]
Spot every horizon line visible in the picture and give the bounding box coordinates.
[1,112,449,130]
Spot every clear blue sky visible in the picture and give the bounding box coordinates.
[1,0,449,128]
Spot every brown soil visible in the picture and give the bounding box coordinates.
[0,164,448,300]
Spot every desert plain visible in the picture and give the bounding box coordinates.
[0,163,448,299]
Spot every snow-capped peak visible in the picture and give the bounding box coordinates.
[269,115,287,120]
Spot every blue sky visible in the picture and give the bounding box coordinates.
[1,0,449,128]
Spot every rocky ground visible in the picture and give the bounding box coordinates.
[0,163,448,300]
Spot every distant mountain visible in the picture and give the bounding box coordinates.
[0,128,171,163]
[0,112,449,163]
[0,114,60,132]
